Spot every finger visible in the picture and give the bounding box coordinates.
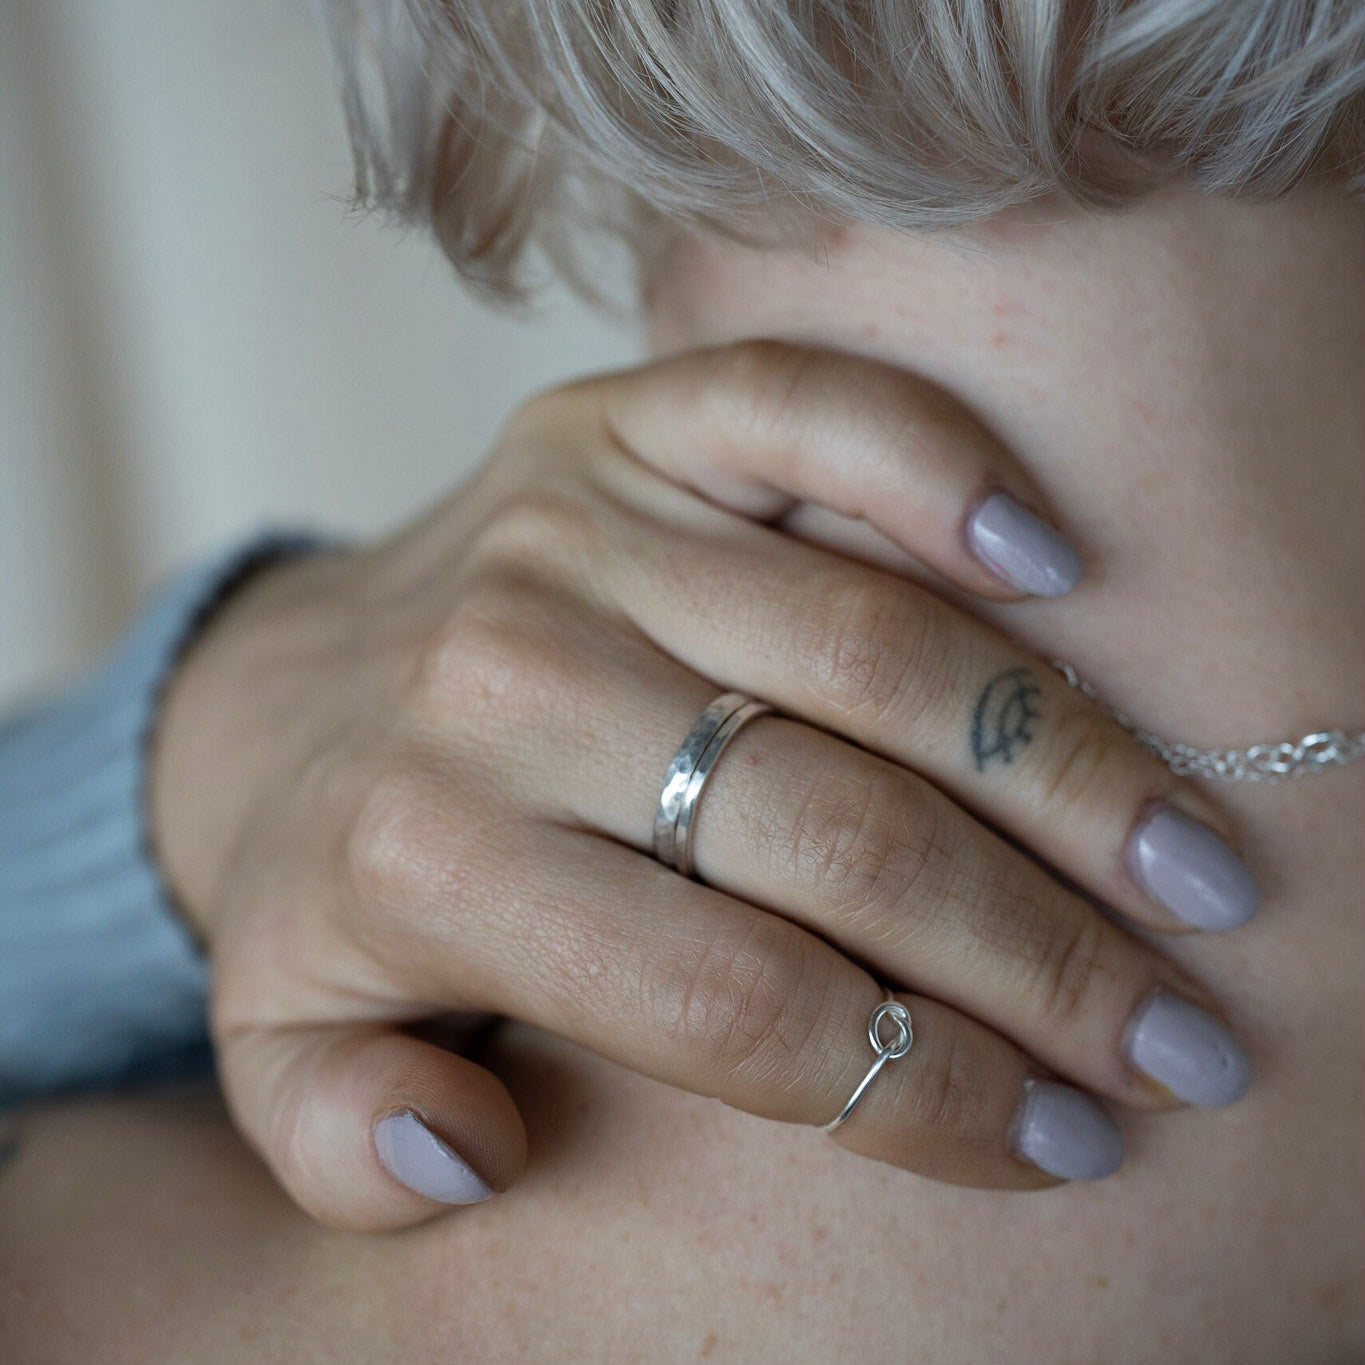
[454,608,1247,1114]
[385,824,1123,1189]
[629,710,1247,1114]
[215,1021,527,1232]
[829,992,1127,1189]
[581,338,1082,600]
[579,507,1259,936]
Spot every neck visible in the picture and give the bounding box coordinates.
[644,184,1365,756]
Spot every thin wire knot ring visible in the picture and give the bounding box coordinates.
[822,999,914,1134]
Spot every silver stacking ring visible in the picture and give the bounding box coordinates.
[654,691,773,879]
[822,998,915,1133]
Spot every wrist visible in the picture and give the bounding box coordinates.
[147,541,351,948]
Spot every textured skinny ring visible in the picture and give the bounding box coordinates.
[822,998,915,1134]
[654,692,772,879]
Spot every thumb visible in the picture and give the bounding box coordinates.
[217,1021,527,1231]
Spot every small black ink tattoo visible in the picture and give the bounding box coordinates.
[971,667,1042,772]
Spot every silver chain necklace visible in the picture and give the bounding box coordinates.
[1051,660,1365,783]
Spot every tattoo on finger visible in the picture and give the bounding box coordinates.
[971,667,1042,772]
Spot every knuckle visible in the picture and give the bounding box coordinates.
[791,767,955,934]
[1036,705,1130,815]
[801,575,948,727]
[406,595,532,722]
[405,571,577,727]
[805,579,909,718]
[464,485,600,580]
[656,920,824,1088]
[246,1031,371,1227]
[342,768,447,911]
[903,1024,983,1139]
[1027,910,1108,1032]
[701,339,818,451]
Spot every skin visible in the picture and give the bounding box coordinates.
[120,271,1251,1219]
[1,183,1361,1362]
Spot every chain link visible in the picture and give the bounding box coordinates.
[1050,661,1365,783]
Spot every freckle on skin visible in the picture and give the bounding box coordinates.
[699,1331,719,1358]
[990,330,1009,346]
[1318,1280,1348,1310]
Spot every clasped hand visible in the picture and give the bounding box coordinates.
[149,341,1256,1230]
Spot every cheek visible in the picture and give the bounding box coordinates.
[640,232,721,357]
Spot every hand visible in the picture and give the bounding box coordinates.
[150,340,1257,1230]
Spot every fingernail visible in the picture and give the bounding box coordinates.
[1123,987,1253,1108]
[966,492,1081,596]
[374,1110,494,1204]
[1127,804,1260,930]
[1008,1079,1124,1181]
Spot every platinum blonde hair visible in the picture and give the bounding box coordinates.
[311,0,1365,307]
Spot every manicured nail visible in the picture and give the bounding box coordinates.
[374,1110,493,1204]
[966,492,1081,596]
[1123,987,1253,1108]
[1009,1079,1124,1181]
[1127,804,1260,930]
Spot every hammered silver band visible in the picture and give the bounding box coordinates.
[654,691,772,879]
[822,998,915,1134]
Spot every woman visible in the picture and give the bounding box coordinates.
[2,1,1361,1359]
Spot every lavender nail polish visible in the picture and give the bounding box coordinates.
[1127,805,1260,931]
[1123,988,1253,1108]
[1009,1079,1124,1181]
[374,1110,494,1204]
[966,492,1082,597]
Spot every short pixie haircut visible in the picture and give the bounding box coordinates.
[312,1,1364,306]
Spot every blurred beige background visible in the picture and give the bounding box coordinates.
[0,0,641,710]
